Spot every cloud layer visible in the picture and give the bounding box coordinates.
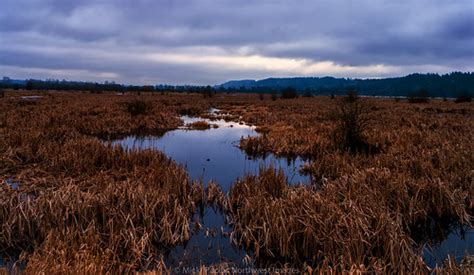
[1,0,473,84]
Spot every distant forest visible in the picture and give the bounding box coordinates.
[220,72,474,98]
[1,72,473,98]
[0,77,215,94]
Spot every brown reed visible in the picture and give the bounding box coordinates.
[0,90,472,273]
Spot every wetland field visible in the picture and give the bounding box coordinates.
[0,90,473,274]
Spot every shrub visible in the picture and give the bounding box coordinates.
[125,100,151,116]
[26,80,33,90]
[454,91,472,103]
[302,90,313,97]
[281,87,298,99]
[202,85,214,98]
[271,91,278,101]
[332,90,377,154]
[408,89,429,103]
[345,89,358,103]
[0,89,4,98]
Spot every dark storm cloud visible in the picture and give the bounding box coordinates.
[0,0,472,84]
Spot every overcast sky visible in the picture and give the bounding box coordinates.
[0,0,473,85]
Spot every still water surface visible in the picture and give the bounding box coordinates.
[113,112,309,267]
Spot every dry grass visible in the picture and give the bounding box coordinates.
[0,91,473,273]
[187,120,211,130]
[220,95,474,272]
[0,91,214,272]
[1,141,197,272]
[228,165,472,273]
[231,96,473,158]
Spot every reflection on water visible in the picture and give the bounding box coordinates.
[422,224,473,268]
[114,116,309,191]
[3,179,19,190]
[165,208,250,268]
[113,112,309,267]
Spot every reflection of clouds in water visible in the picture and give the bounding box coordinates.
[112,114,309,267]
[114,115,308,191]
[181,115,256,130]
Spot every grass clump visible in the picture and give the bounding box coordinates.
[125,99,151,116]
[228,166,472,272]
[187,120,211,130]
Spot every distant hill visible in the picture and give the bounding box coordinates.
[219,73,474,98]
[221,79,256,89]
[221,76,351,90]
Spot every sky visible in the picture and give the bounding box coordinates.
[0,0,473,85]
